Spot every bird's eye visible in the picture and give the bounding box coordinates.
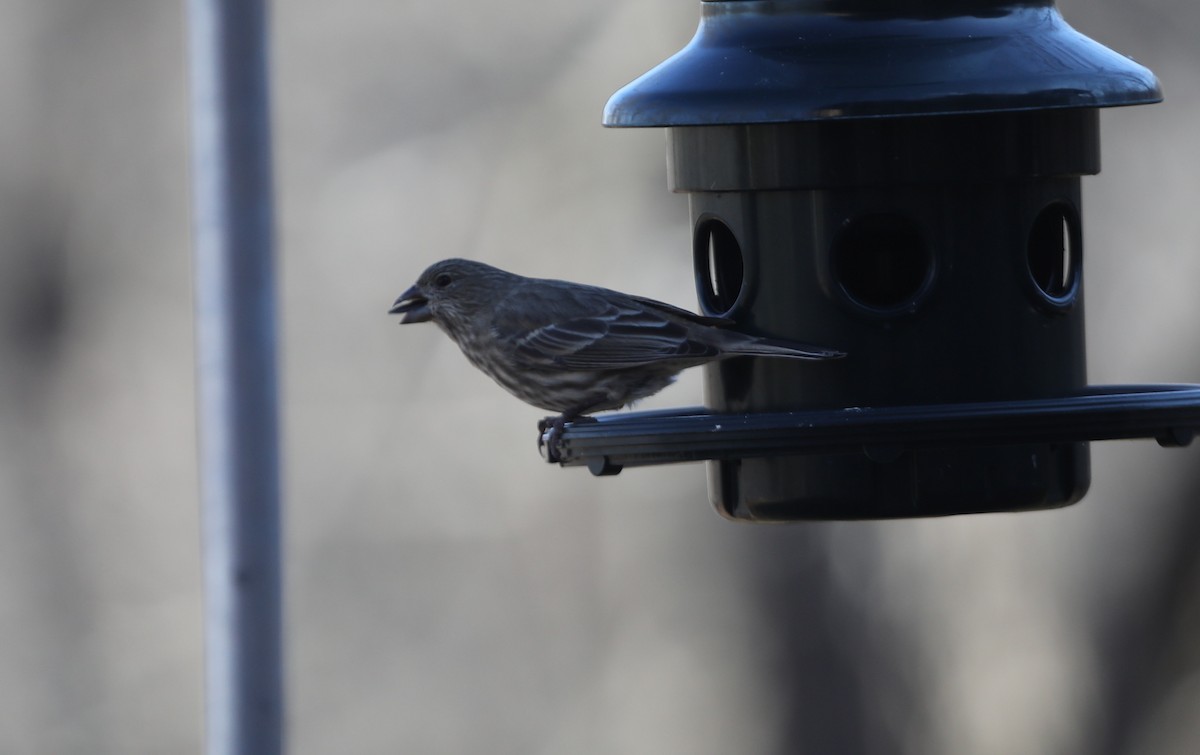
[433,273,453,288]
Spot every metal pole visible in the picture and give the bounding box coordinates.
[185,0,284,752]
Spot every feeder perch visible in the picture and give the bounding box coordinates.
[540,0,1200,521]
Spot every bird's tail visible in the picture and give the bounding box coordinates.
[726,334,845,361]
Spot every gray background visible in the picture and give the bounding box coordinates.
[0,0,1197,752]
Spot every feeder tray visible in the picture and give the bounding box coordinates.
[539,384,1200,518]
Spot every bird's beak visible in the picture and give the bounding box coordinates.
[388,285,432,323]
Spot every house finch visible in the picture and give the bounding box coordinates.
[389,258,843,457]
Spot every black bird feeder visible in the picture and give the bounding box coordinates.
[542,0,1200,520]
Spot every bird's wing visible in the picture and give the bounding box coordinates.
[505,293,718,370]
[628,295,731,327]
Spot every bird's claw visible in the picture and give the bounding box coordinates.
[538,415,567,463]
[538,415,600,464]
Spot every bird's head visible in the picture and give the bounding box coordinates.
[389,258,516,335]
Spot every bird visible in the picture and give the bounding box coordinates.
[389,258,843,459]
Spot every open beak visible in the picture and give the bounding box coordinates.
[388,285,432,323]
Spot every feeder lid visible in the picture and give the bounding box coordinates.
[603,0,1162,126]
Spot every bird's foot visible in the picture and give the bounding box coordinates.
[537,415,597,464]
[538,415,567,463]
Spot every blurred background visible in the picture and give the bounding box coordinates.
[0,0,1197,752]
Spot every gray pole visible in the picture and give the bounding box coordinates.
[185,0,284,753]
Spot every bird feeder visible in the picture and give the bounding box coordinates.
[542,0,1200,520]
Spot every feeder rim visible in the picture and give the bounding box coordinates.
[540,384,1200,475]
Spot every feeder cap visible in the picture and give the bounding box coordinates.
[603,0,1162,126]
